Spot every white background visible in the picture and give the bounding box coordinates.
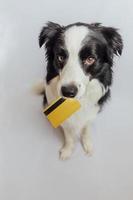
[0,0,133,199]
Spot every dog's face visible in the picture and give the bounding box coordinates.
[39,22,123,99]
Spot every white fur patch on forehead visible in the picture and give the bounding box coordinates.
[64,26,89,55]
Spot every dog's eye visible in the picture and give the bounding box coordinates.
[57,55,65,63]
[83,57,95,65]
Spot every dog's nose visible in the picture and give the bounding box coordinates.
[61,84,78,98]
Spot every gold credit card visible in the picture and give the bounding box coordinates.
[43,97,81,128]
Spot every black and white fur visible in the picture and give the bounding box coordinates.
[39,22,123,160]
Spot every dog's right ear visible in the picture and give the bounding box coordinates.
[39,22,62,47]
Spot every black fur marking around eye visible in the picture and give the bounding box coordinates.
[79,36,114,107]
[39,22,66,83]
[80,39,113,79]
[54,48,68,70]
[79,46,95,60]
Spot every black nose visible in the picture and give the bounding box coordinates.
[61,84,78,98]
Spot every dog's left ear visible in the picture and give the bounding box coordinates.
[39,21,62,48]
[100,27,123,56]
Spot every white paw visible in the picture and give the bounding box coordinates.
[59,147,73,160]
[82,141,93,156]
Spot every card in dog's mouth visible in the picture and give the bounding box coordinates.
[43,97,81,128]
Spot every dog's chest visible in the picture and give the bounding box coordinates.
[61,98,99,131]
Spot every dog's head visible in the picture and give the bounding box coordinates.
[39,22,123,99]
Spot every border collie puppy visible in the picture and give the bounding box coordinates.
[39,22,123,160]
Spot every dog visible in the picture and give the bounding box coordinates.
[38,22,123,160]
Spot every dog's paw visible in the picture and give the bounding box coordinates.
[81,140,93,156]
[59,147,73,160]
